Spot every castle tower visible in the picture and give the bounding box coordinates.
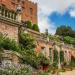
[0,0,37,24]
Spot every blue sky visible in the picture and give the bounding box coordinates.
[30,0,75,34]
[48,8,75,29]
[48,9,75,30]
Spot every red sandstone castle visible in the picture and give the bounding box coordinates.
[0,0,37,24]
[0,0,75,68]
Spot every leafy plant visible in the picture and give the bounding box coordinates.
[60,51,64,63]
[32,24,39,32]
[53,50,58,67]
[25,21,32,29]
[0,64,33,75]
[41,72,49,75]
[0,33,20,51]
[64,36,75,45]
[19,33,36,50]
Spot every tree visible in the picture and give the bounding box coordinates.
[56,25,72,36]
[32,24,39,32]
[56,25,75,38]
[64,36,75,45]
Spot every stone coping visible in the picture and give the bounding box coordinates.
[2,50,22,58]
[0,15,22,27]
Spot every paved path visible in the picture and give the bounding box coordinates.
[60,70,75,75]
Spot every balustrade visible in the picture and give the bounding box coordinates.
[0,5,17,21]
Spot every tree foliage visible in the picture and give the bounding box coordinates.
[64,36,75,45]
[56,25,75,38]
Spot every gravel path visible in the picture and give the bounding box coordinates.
[60,70,75,75]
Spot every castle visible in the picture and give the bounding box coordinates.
[0,0,37,24]
[0,0,75,68]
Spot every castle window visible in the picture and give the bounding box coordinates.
[17,0,20,3]
[11,0,16,5]
[22,6,25,11]
[22,1,25,5]
[30,8,33,15]
[2,4,5,7]
[12,0,16,3]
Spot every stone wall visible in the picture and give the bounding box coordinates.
[0,20,18,42]
[2,50,21,66]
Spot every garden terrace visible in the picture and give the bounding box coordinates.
[21,26,49,43]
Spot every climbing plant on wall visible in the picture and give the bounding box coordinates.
[60,51,64,63]
[53,50,58,67]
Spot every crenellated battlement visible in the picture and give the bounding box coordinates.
[28,0,37,5]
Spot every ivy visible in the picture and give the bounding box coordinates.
[60,51,64,63]
[53,50,58,67]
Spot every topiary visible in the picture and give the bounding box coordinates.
[32,24,39,32]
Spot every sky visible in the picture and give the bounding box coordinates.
[30,0,75,34]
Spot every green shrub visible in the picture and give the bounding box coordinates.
[64,36,75,45]
[0,32,50,70]
[41,72,49,75]
[25,21,32,29]
[19,33,36,50]
[0,33,20,51]
[32,24,39,32]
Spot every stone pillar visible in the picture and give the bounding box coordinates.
[16,13,21,22]
[8,11,11,18]
[50,48,54,64]
[45,44,50,59]
[16,4,22,22]
[11,12,15,20]
[58,50,61,69]
[12,13,14,20]
[55,45,61,69]
[10,12,12,19]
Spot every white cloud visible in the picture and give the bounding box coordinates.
[30,0,75,34]
[38,13,56,34]
[69,6,75,17]
[29,0,38,3]
[70,10,75,17]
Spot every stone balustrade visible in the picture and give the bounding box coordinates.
[0,5,16,21]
